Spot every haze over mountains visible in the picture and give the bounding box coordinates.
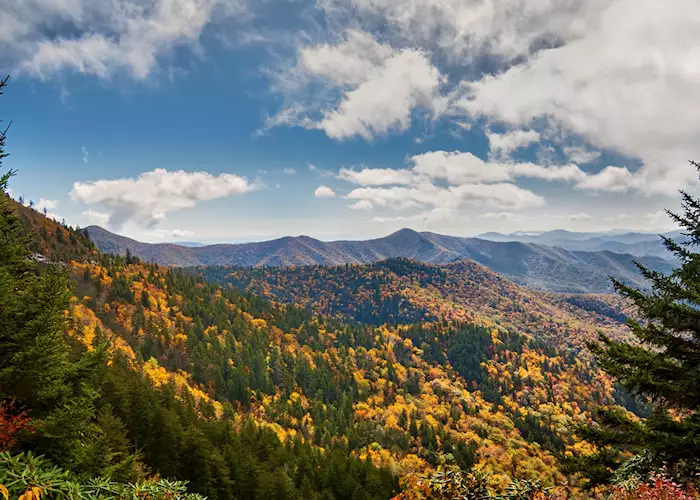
[87,225,674,294]
[478,229,684,258]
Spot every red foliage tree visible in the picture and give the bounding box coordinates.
[0,400,34,450]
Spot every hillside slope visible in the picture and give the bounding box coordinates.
[4,195,399,500]
[201,258,632,354]
[10,197,640,498]
[87,226,673,293]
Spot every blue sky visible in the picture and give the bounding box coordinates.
[0,0,696,243]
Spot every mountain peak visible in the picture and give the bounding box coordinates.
[388,228,422,238]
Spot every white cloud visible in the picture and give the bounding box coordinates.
[458,0,700,196]
[575,166,637,193]
[297,30,394,87]
[283,168,297,175]
[371,207,457,224]
[306,0,700,199]
[320,0,601,64]
[410,150,585,185]
[318,49,444,140]
[314,185,336,197]
[563,146,601,165]
[411,151,512,184]
[2,0,247,80]
[36,198,57,211]
[82,146,89,163]
[487,129,540,160]
[478,212,517,220]
[271,30,446,140]
[349,199,373,210]
[151,228,195,239]
[333,150,584,218]
[509,163,585,182]
[337,167,417,186]
[346,181,544,212]
[346,184,441,210]
[30,198,61,220]
[82,209,110,227]
[71,168,257,230]
[450,183,546,210]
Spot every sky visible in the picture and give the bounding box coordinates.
[0,0,697,243]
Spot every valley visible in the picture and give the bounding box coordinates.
[3,194,647,498]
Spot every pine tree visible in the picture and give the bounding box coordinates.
[0,78,75,417]
[0,77,114,475]
[581,161,700,481]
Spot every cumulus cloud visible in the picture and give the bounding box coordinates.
[575,166,638,193]
[411,151,510,184]
[332,150,598,218]
[487,129,540,160]
[371,207,457,224]
[318,0,600,64]
[82,209,111,227]
[318,50,444,140]
[457,0,700,196]
[270,30,446,140]
[411,151,585,184]
[288,0,700,198]
[349,199,373,211]
[314,185,336,197]
[36,198,57,211]
[1,0,247,80]
[345,181,544,213]
[71,168,257,230]
[563,146,601,165]
[30,198,61,220]
[337,167,418,186]
[296,30,394,88]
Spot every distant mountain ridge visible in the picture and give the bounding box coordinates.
[477,229,685,258]
[86,225,675,293]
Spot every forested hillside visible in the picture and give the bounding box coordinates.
[3,167,699,498]
[2,184,402,498]
[3,171,639,499]
[200,258,632,354]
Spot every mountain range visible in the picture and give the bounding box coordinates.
[477,229,684,258]
[86,225,675,293]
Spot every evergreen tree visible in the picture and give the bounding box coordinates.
[0,78,139,478]
[580,161,700,482]
[0,80,80,430]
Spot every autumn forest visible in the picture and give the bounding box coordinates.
[2,79,700,499]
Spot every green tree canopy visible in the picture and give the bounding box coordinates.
[581,161,700,482]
